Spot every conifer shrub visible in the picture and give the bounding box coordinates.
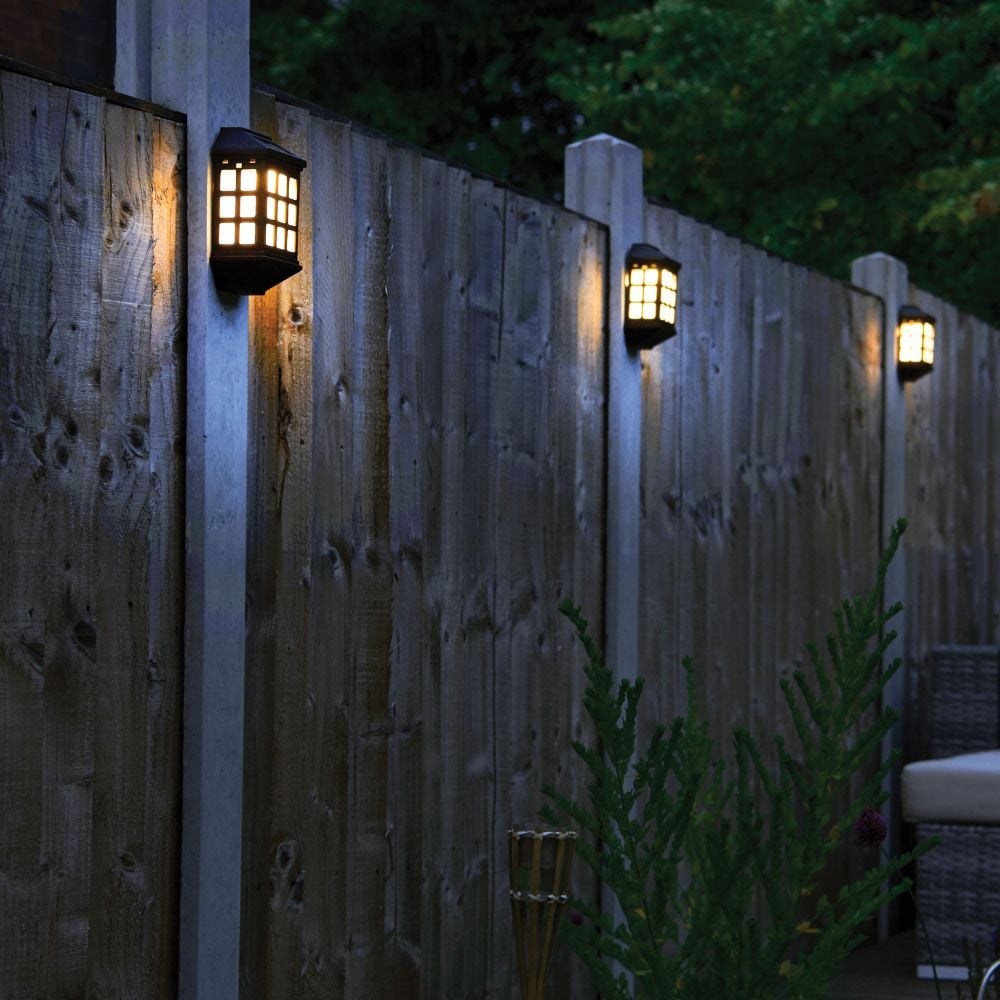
[543,518,935,999]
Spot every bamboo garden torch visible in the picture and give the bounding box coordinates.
[509,828,576,999]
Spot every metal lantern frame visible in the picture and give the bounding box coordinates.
[624,242,681,350]
[210,127,307,296]
[896,304,936,380]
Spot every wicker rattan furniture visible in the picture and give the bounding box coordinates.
[902,645,1000,980]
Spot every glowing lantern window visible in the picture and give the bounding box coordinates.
[624,243,681,349]
[897,304,936,380]
[210,127,306,295]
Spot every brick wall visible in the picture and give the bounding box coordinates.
[1,0,115,88]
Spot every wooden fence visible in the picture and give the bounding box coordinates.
[2,63,1000,998]
[638,202,885,894]
[904,284,1000,761]
[240,92,607,999]
[0,69,185,997]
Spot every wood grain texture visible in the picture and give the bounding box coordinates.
[640,201,884,918]
[241,95,607,1000]
[0,68,183,998]
[304,110,355,995]
[904,286,1000,763]
[0,72,103,1000]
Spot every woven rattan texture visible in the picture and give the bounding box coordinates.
[915,822,1000,966]
[929,646,1000,759]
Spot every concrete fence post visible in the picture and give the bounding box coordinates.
[116,3,250,997]
[564,133,645,970]
[851,252,910,940]
[565,134,645,688]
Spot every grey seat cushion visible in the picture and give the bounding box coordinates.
[902,750,1000,824]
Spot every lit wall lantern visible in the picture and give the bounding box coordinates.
[624,243,681,350]
[896,304,936,380]
[210,127,307,296]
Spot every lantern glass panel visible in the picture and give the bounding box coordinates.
[899,319,935,365]
[266,197,276,220]
[239,222,256,245]
[289,177,298,200]
[219,222,236,245]
[240,168,258,191]
[278,173,288,197]
[240,195,256,218]
[288,231,296,253]
[267,169,277,194]
[219,196,236,218]
[288,204,297,226]
[220,169,237,192]
[266,223,275,247]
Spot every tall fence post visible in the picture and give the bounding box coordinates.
[116,3,250,996]
[851,252,909,940]
[565,134,644,686]
[564,133,645,961]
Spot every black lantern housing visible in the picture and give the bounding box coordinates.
[624,243,681,349]
[210,127,307,296]
[896,304,936,380]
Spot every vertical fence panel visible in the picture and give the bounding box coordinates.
[1,67,184,999]
[640,202,883,917]
[0,73,103,998]
[304,111,356,994]
[384,141,427,992]
[243,89,282,994]
[243,95,607,998]
[416,152,448,997]
[905,287,1000,761]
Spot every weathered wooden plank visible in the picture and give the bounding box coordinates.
[640,205,683,733]
[413,151,447,998]
[671,211,711,733]
[142,112,185,992]
[268,95,316,994]
[36,83,104,999]
[533,201,607,1000]
[343,127,394,999]
[242,87,282,996]
[706,226,749,754]
[303,111,355,996]
[383,141,426,994]
[459,173,504,997]
[741,242,769,754]
[89,99,161,999]
[0,72,61,1000]
[0,72,101,999]
[499,193,555,996]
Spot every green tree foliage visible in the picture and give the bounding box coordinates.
[548,0,1000,325]
[250,0,642,199]
[252,0,999,325]
[543,520,937,998]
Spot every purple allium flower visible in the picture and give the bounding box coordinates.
[568,909,584,926]
[854,808,887,847]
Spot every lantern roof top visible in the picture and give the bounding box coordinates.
[627,242,681,272]
[212,127,306,172]
[898,303,936,324]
